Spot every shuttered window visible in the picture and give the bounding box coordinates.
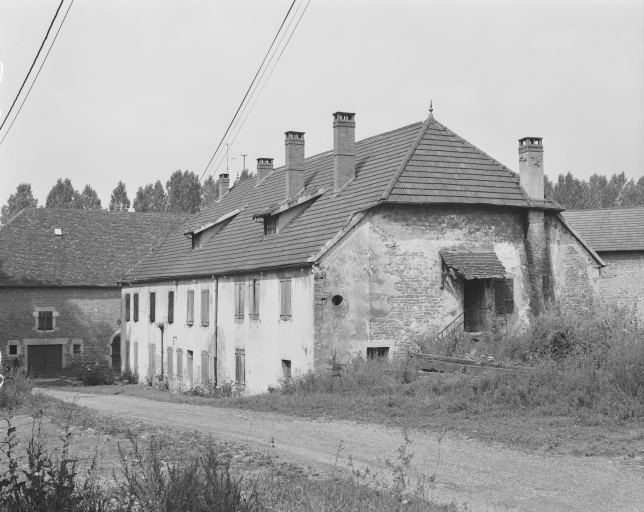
[133,293,139,322]
[235,349,245,385]
[494,279,514,314]
[201,289,210,326]
[37,311,53,331]
[234,282,244,319]
[167,291,174,324]
[149,292,156,323]
[279,279,292,320]
[125,294,131,321]
[186,290,194,325]
[249,279,260,319]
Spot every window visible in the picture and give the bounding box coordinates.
[281,359,291,380]
[264,216,277,236]
[367,347,389,360]
[234,282,245,319]
[167,347,174,376]
[235,349,246,386]
[149,292,156,323]
[133,293,139,322]
[249,279,260,319]
[125,294,131,321]
[37,311,54,331]
[176,348,183,379]
[168,291,174,324]
[73,343,82,355]
[201,289,210,326]
[279,279,292,320]
[187,290,194,325]
[7,342,18,358]
[494,279,514,314]
[187,350,194,387]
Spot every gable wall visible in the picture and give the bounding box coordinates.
[596,251,644,321]
[315,204,534,363]
[0,287,118,369]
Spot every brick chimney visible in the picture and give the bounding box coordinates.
[285,131,305,198]
[518,137,544,202]
[256,158,273,184]
[218,173,230,197]
[333,112,356,191]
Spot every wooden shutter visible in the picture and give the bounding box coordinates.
[235,349,245,385]
[125,294,131,321]
[167,291,174,324]
[187,290,194,324]
[280,279,292,320]
[235,282,244,319]
[201,350,209,386]
[201,289,209,326]
[249,279,259,319]
[167,347,173,376]
[149,292,156,323]
[494,279,514,314]
[504,279,514,314]
[133,293,139,322]
[176,348,183,378]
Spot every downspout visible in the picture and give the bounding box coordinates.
[213,277,218,387]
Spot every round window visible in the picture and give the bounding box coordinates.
[331,295,343,306]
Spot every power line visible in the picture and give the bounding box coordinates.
[0,0,75,148]
[207,0,312,177]
[199,0,298,181]
[0,0,65,134]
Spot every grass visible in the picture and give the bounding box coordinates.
[2,373,458,511]
[55,304,644,457]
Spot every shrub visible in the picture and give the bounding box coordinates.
[185,380,238,398]
[0,367,32,411]
[120,370,138,384]
[74,361,113,386]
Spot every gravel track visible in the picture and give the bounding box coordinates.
[35,387,644,512]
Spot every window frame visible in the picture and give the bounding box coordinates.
[186,290,195,325]
[167,291,174,324]
[149,292,156,323]
[234,281,245,320]
[264,216,278,236]
[201,289,210,326]
[125,294,131,321]
[235,348,246,386]
[33,308,57,332]
[367,347,390,360]
[133,293,139,322]
[279,279,292,320]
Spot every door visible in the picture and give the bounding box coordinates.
[111,334,121,370]
[464,279,486,332]
[28,345,63,375]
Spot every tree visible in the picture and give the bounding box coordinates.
[45,178,78,208]
[1,183,38,224]
[109,181,131,212]
[166,170,202,213]
[76,185,102,210]
[133,180,167,212]
[201,176,219,207]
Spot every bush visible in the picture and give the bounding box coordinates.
[74,361,113,386]
[0,367,32,411]
[120,369,138,384]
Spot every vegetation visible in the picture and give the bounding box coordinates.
[545,171,644,209]
[0,184,37,224]
[109,180,131,212]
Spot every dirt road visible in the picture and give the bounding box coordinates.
[35,387,643,512]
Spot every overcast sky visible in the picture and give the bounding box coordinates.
[1,0,643,207]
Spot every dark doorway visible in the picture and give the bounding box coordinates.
[464,280,487,332]
[111,334,121,370]
[28,344,62,375]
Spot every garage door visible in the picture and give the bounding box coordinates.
[28,344,63,375]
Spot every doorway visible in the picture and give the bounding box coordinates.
[464,279,487,332]
[111,334,121,370]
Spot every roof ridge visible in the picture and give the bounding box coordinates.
[380,117,434,200]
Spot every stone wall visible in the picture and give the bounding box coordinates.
[0,287,119,368]
[597,251,644,321]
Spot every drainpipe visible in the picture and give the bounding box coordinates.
[213,278,218,387]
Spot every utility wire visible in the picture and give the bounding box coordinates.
[208,0,312,177]
[0,0,64,134]
[0,0,75,148]
[199,0,298,181]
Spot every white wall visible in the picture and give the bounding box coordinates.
[121,268,315,394]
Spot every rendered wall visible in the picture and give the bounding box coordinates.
[315,204,533,363]
[0,287,119,368]
[596,251,644,321]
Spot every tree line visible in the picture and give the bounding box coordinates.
[1,169,253,224]
[2,169,642,225]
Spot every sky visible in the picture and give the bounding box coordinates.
[1,0,643,208]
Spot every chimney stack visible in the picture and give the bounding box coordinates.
[256,158,273,184]
[518,137,544,202]
[333,112,356,191]
[218,173,230,198]
[284,131,305,198]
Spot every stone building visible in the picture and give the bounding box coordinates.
[562,207,644,322]
[120,108,603,394]
[0,208,186,374]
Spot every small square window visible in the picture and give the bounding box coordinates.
[367,347,389,360]
[73,344,82,355]
[8,344,18,356]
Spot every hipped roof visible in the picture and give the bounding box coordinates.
[124,115,558,283]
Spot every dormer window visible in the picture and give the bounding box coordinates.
[185,208,243,249]
[54,228,63,236]
[264,216,278,236]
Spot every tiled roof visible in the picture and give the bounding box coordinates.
[0,208,188,287]
[440,250,507,280]
[125,116,546,283]
[561,207,644,252]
